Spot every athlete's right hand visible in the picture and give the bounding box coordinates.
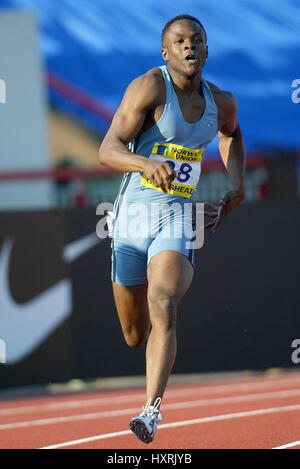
[144,160,177,193]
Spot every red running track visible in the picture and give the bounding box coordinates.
[0,372,300,449]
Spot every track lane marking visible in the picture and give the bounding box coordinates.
[39,403,300,449]
[1,388,300,431]
[1,375,300,416]
[273,440,300,449]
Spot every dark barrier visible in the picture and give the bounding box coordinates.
[0,200,300,389]
[0,210,72,388]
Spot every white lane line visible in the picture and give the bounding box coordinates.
[40,403,300,449]
[0,392,166,417]
[1,376,300,416]
[273,440,300,449]
[1,388,300,431]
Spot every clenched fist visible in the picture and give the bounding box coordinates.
[144,160,177,193]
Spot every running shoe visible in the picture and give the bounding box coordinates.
[129,397,163,444]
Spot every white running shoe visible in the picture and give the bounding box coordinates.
[129,397,163,444]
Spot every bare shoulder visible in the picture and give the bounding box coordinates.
[206,80,239,135]
[130,67,164,87]
[206,80,238,116]
[123,67,165,109]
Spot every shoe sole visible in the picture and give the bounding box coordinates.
[129,418,153,444]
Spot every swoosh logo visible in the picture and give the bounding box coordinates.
[0,233,101,364]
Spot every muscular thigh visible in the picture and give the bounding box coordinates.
[147,250,194,304]
[112,282,150,335]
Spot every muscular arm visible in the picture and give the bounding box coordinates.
[218,93,246,193]
[205,89,246,232]
[98,71,176,191]
[99,74,155,172]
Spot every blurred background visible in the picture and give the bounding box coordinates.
[0,0,299,392]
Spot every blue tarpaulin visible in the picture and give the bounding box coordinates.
[1,0,300,154]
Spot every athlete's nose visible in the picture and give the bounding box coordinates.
[184,42,195,50]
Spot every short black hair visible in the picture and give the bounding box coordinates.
[161,14,207,46]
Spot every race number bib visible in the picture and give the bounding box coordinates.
[140,142,205,198]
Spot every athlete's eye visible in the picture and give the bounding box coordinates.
[176,39,184,44]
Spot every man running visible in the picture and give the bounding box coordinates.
[98,14,246,444]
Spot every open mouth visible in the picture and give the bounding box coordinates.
[185,55,198,64]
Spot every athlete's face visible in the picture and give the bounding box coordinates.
[162,20,208,78]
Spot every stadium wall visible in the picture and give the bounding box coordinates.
[0,200,299,389]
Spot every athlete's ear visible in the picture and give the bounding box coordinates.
[205,45,208,58]
[162,47,168,62]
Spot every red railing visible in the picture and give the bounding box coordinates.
[0,154,266,181]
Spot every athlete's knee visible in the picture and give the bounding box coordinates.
[148,289,177,330]
[125,335,147,348]
[123,327,150,348]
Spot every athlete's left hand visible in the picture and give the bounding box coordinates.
[204,189,245,233]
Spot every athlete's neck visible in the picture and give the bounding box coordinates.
[166,64,202,96]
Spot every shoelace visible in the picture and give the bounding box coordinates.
[142,397,162,421]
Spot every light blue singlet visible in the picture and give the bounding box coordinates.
[111,65,218,285]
